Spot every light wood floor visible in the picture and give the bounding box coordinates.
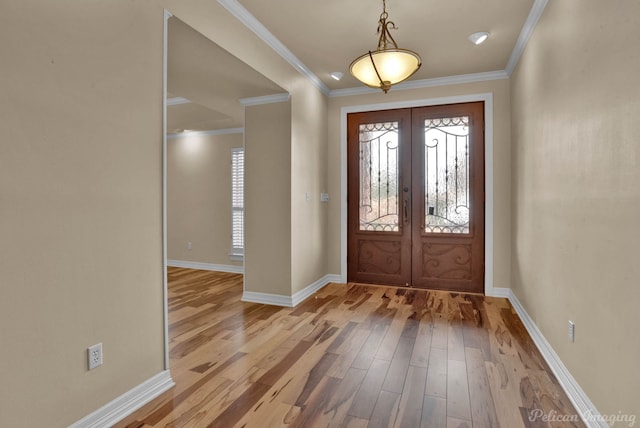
[117,267,584,428]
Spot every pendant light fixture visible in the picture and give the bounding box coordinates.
[349,0,421,93]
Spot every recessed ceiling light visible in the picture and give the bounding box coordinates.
[330,72,344,81]
[468,31,490,45]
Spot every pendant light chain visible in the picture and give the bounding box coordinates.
[349,0,422,93]
[377,0,399,51]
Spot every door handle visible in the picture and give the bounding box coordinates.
[403,198,409,225]
[402,187,409,226]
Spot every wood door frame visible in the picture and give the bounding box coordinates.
[339,93,496,296]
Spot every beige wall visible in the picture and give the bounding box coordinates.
[327,79,512,290]
[0,0,327,426]
[165,2,331,297]
[8,0,636,425]
[244,101,292,296]
[0,1,165,426]
[290,84,330,293]
[167,132,243,267]
[510,0,640,420]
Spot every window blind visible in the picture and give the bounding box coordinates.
[231,148,244,255]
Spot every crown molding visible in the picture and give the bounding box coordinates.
[166,97,191,106]
[239,92,291,106]
[505,0,549,75]
[211,0,545,98]
[167,127,244,139]
[329,70,509,98]
[217,0,330,96]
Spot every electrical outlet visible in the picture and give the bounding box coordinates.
[568,320,575,343]
[88,343,103,370]
[187,241,192,251]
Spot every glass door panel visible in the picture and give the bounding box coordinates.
[359,121,400,232]
[423,116,471,234]
[348,109,412,286]
[348,103,484,293]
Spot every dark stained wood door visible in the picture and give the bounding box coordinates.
[410,103,485,292]
[348,102,485,293]
[347,109,412,286]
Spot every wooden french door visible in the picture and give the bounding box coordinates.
[347,102,485,293]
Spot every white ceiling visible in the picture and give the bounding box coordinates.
[168,0,539,132]
[167,17,285,133]
[236,0,536,90]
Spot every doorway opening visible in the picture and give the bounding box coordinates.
[347,102,485,293]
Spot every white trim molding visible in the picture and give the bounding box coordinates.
[239,93,291,106]
[505,0,549,75]
[217,0,546,97]
[329,70,508,98]
[242,274,339,307]
[504,290,607,428]
[292,274,341,307]
[166,96,190,106]
[162,8,171,372]
[167,127,244,140]
[339,93,495,296]
[241,290,292,307]
[69,370,174,428]
[217,0,329,95]
[167,260,244,274]
[489,287,510,298]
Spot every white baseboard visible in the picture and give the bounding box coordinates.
[324,274,343,285]
[69,370,174,428]
[489,286,511,298]
[292,274,341,306]
[504,290,606,428]
[167,260,243,274]
[241,290,293,307]
[242,274,339,307]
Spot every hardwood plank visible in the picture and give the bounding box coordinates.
[447,416,472,428]
[326,327,370,379]
[326,321,359,353]
[425,347,447,398]
[465,347,499,428]
[485,359,526,428]
[348,358,391,419]
[394,365,427,428]
[317,368,367,426]
[117,269,586,428]
[293,352,339,407]
[422,395,447,428]
[447,320,466,362]
[447,359,472,420]
[351,322,389,370]
[375,305,409,361]
[287,376,342,428]
[381,335,414,393]
[409,315,433,368]
[207,380,272,428]
[431,314,449,349]
[368,390,401,428]
[342,416,370,428]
